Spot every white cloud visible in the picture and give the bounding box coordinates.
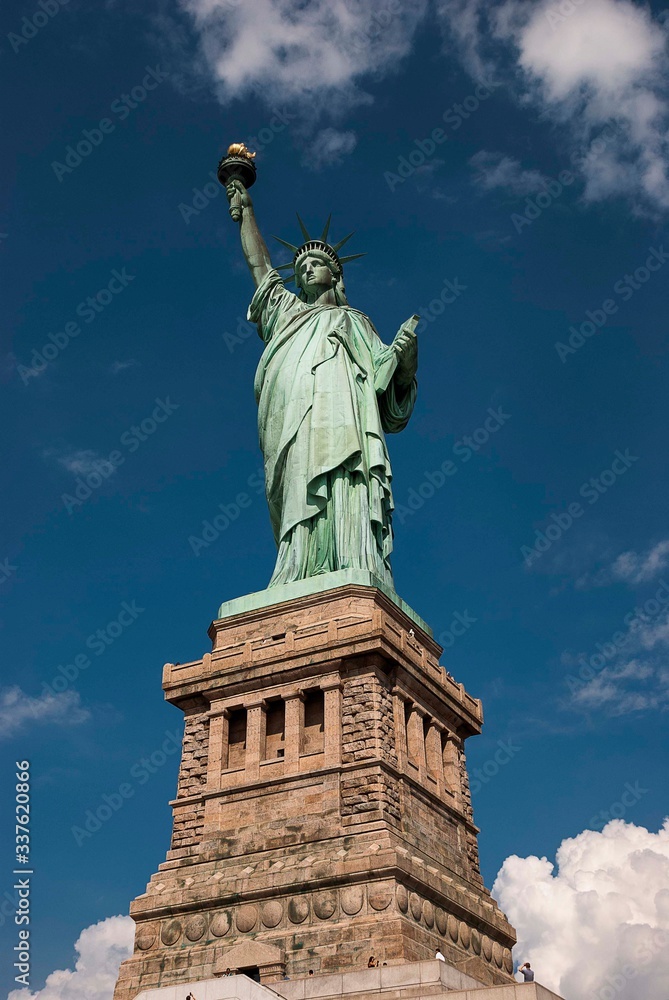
[577,540,669,589]
[308,128,358,169]
[612,540,669,585]
[494,819,669,1000]
[470,149,548,194]
[43,448,120,480]
[169,0,669,212]
[571,658,669,715]
[109,359,138,374]
[436,0,496,81]
[55,449,108,476]
[0,686,89,740]
[178,0,428,111]
[8,915,134,1000]
[440,0,669,213]
[565,587,669,716]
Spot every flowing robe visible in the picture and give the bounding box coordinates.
[249,269,417,587]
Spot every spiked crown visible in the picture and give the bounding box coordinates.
[272,214,365,287]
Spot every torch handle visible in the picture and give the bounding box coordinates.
[229,186,242,223]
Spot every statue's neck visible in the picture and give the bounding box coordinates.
[307,287,342,307]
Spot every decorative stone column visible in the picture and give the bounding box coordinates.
[206,704,229,789]
[442,731,462,809]
[425,719,444,792]
[406,703,427,779]
[283,691,304,773]
[322,678,342,767]
[245,699,266,782]
[392,687,408,771]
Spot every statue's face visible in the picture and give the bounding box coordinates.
[297,254,335,297]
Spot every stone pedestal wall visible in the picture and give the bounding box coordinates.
[113,585,516,1000]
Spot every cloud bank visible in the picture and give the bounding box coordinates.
[8,916,134,1000]
[0,686,89,740]
[494,819,669,1000]
[178,0,428,111]
[442,0,669,212]
[170,0,669,212]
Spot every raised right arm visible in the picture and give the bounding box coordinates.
[226,179,272,287]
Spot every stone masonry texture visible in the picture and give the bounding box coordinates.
[113,585,516,1000]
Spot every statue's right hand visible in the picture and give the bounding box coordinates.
[225,178,252,210]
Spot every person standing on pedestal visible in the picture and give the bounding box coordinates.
[518,962,535,982]
[225,177,418,590]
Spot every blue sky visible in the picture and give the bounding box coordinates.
[2,1,669,998]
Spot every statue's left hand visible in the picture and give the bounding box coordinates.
[393,324,418,386]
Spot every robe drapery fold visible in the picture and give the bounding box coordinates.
[249,269,416,587]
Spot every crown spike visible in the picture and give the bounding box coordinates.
[332,231,355,252]
[339,252,366,265]
[320,214,332,242]
[272,235,300,253]
[276,261,295,271]
[296,214,311,242]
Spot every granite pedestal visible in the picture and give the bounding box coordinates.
[113,579,516,999]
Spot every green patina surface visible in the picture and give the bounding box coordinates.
[221,175,419,606]
[216,569,432,637]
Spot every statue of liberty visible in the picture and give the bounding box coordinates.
[224,170,418,590]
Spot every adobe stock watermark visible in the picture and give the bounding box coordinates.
[384,79,499,192]
[437,610,477,649]
[8,0,70,54]
[470,738,521,795]
[349,0,403,53]
[62,397,179,514]
[592,928,669,1000]
[510,171,575,234]
[512,119,626,235]
[565,579,669,697]
[71,728,182,846]
[545,0,586,30]
[589,780,648,831]
[521,449,638,567]
[51,66,168,182]
[555,246,669,363]
[414,278,468,331]
[395,407,511,523]
[16,267,136,384]
[188,468,265,555]
[0,558,17,586]
[222,315,257,353]
[179,108,295,225]
[39,600,145,700]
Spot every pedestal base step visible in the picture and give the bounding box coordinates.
[133,962,564,1000]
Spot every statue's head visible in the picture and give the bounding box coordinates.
[273,217,362,307]
[295,250,347,304]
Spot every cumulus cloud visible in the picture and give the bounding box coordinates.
[577,540,669,590]
[570,658,669,715]
[166,0,669,212]
[470,149,548,194]
[8,915,134,1000]
[308,128,358,169]
[612,540,669,585]
[440,0,669,213]
[178,0,428,111]
[565,576,669,716]
[494,819,669,1000]
[0,686,89,740]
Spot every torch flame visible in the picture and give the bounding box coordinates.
[227,143,256,160]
